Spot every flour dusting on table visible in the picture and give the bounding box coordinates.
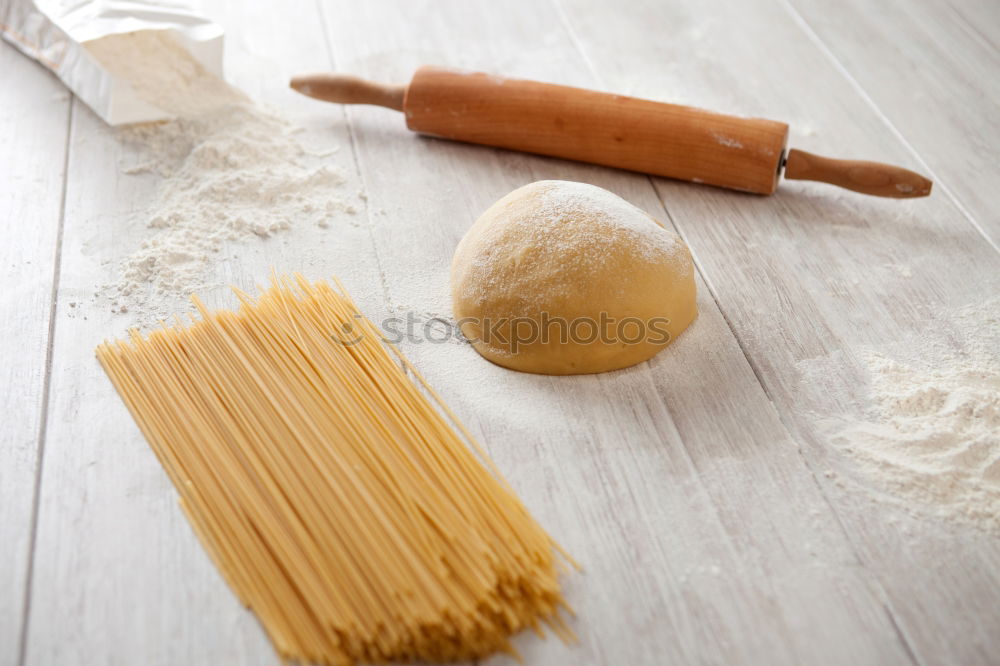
[810,299,1000,533]
[85,31,355,322]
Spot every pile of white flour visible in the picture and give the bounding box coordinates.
[812,299,999,533]
[84,31,355,321]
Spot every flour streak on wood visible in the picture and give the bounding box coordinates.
[0,45,71,666]
[557,0,1000,664]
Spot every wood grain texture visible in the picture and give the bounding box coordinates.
[316,1,918,663]
[4,0,997,663]
[22,102,279,666]
[0,45,70,666]
[783,0,1000,246]
[555,0,1000,664]
[403,66,788,193]
[19,1,381,664]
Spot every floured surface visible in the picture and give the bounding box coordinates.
[84,30,357,324]
[803,298,1000,533]
[19,5,382,666]
[9,0,1000,664]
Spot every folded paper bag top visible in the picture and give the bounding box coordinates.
[1,0,223,125]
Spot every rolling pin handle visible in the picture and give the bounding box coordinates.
[290,73,406,111]
[783,148,932,198]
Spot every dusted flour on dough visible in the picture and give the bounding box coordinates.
[455,180,689,307]
[85,30,355,322]
[451,180,697,375]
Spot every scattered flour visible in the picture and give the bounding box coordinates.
[813,298,1000,533]
[83,30,355,322]
[711,132,744,149]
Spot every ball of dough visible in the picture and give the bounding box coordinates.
[450,180,697,375]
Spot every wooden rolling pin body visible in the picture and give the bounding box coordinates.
[404,66,788,194]
[290,67,932,198]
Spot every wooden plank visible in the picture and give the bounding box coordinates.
[316,2,915,663]
[784,0,1000,246]
[19,2,382,663]
[0,44,70,666]
[554,0,1000,664]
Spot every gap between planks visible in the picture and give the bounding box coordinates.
[15,97,75,666]
[549,1,923,661]
[317,1,917,664]
[777,0,1000,256]
[313,0,395,310]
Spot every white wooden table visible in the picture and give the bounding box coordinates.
[3,1,999,664]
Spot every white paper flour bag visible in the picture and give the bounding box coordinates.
[1,0,223,124]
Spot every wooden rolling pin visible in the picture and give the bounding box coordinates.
[290,66,932,198]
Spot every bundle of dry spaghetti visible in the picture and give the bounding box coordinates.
[96,274,576,665]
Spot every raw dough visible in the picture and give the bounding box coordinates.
[450,180,697,375]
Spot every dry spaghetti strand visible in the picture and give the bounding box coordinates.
[96,274,576,665]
